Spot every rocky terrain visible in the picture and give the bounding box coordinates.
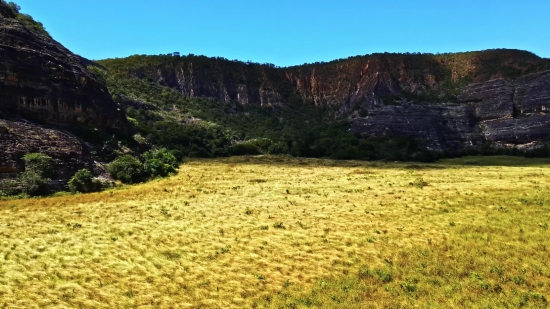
[0,2,123,179]
[351,70,550,150]
[0,119,97,177]
[2,0,550,185]
[99,49,550,107]
[100,52,550,151]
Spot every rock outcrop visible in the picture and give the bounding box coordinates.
[99,49,550,108]
[0,2,124,178]
[0,11,122,126]
[351,70,550,150]
[0,119,96,178]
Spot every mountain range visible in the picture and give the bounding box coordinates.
[2,0,550,183]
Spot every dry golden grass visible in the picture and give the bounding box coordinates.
[0,156,549,308]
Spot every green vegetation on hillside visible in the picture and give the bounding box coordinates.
[88,63,441,162]
[0,1,50,36]
[84,49,550,167]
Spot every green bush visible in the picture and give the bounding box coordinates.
[231,142,261,156]
[0,179,20,196]
[268,142,289,155]
[18,153,54,196]
[19,170,50,196]
[107,155,145,184]
[143,148,179,178]
[68,169,102,193]
[22,153,54,178]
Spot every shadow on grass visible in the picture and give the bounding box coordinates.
[440,156,550,167]
[191,155,550,169]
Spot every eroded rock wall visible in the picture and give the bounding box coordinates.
[0,10,122,127]
[0,119,96,178]
[351,70,550,150]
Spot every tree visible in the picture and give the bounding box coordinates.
[6,1,20,13]
[19,153,54,196]
[143,148,179,178]
[22,153,54,178]
[68,169,100,193]
[107,155,145,184]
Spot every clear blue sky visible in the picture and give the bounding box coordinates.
[14,0,550,66]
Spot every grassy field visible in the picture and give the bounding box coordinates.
[0,156,549,308]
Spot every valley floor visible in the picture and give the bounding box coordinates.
[0,156,549,308]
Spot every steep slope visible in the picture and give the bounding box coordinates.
[98,51,550,151]
[98,50,550,108]
[352,70,550,150]
[0,2,124,177]
[0,6,121,125]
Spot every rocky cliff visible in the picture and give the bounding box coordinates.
[98,49,550,108]
[0,2,123,176]
[350,70,550,150]
[0,9,121,125]
[3,0,550,175]
[99,51,550,151]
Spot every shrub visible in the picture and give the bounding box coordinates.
[143,148,179,178]
[19,169,50,196]
[107,155,145,184]
[231,142,261,156]
[18,153,54,196]
[268,142,289,155]
[22,153,54,178]
[0,179,20,196]
[68,169,102,193]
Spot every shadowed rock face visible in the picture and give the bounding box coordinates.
[350,104,478,150]
[0,119,96,178]
[0,10,122,126]
[0,3,124,178]
[351,70,550,150]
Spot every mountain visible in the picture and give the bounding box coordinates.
[97,50,550,151]
[2,0,550,187]
[98,49,550,108]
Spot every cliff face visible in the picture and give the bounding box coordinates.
[0,11,121,126]
[99,49,550,108]
[100,51,550,151]
[0,3,123,176]
[350,70,550,150]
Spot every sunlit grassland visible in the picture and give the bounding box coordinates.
[0,156,549,308]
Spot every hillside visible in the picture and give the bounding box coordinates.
[0,1,125,179]
[97,49,550,107]
[2,0,550,190]
[96,50,550,154]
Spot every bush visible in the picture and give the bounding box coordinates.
[231,142,261,156]
[22,153,54,178]
[143,148,179,178]
[68,169,102,193]
[107,155,145,184]
[19,170,50,196]
[0,179,20,196]
[18,153,54,196]
[268,142,289,155]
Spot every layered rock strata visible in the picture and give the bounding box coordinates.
[351,70,550,150]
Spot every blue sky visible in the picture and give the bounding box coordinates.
[14,0,550,66]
